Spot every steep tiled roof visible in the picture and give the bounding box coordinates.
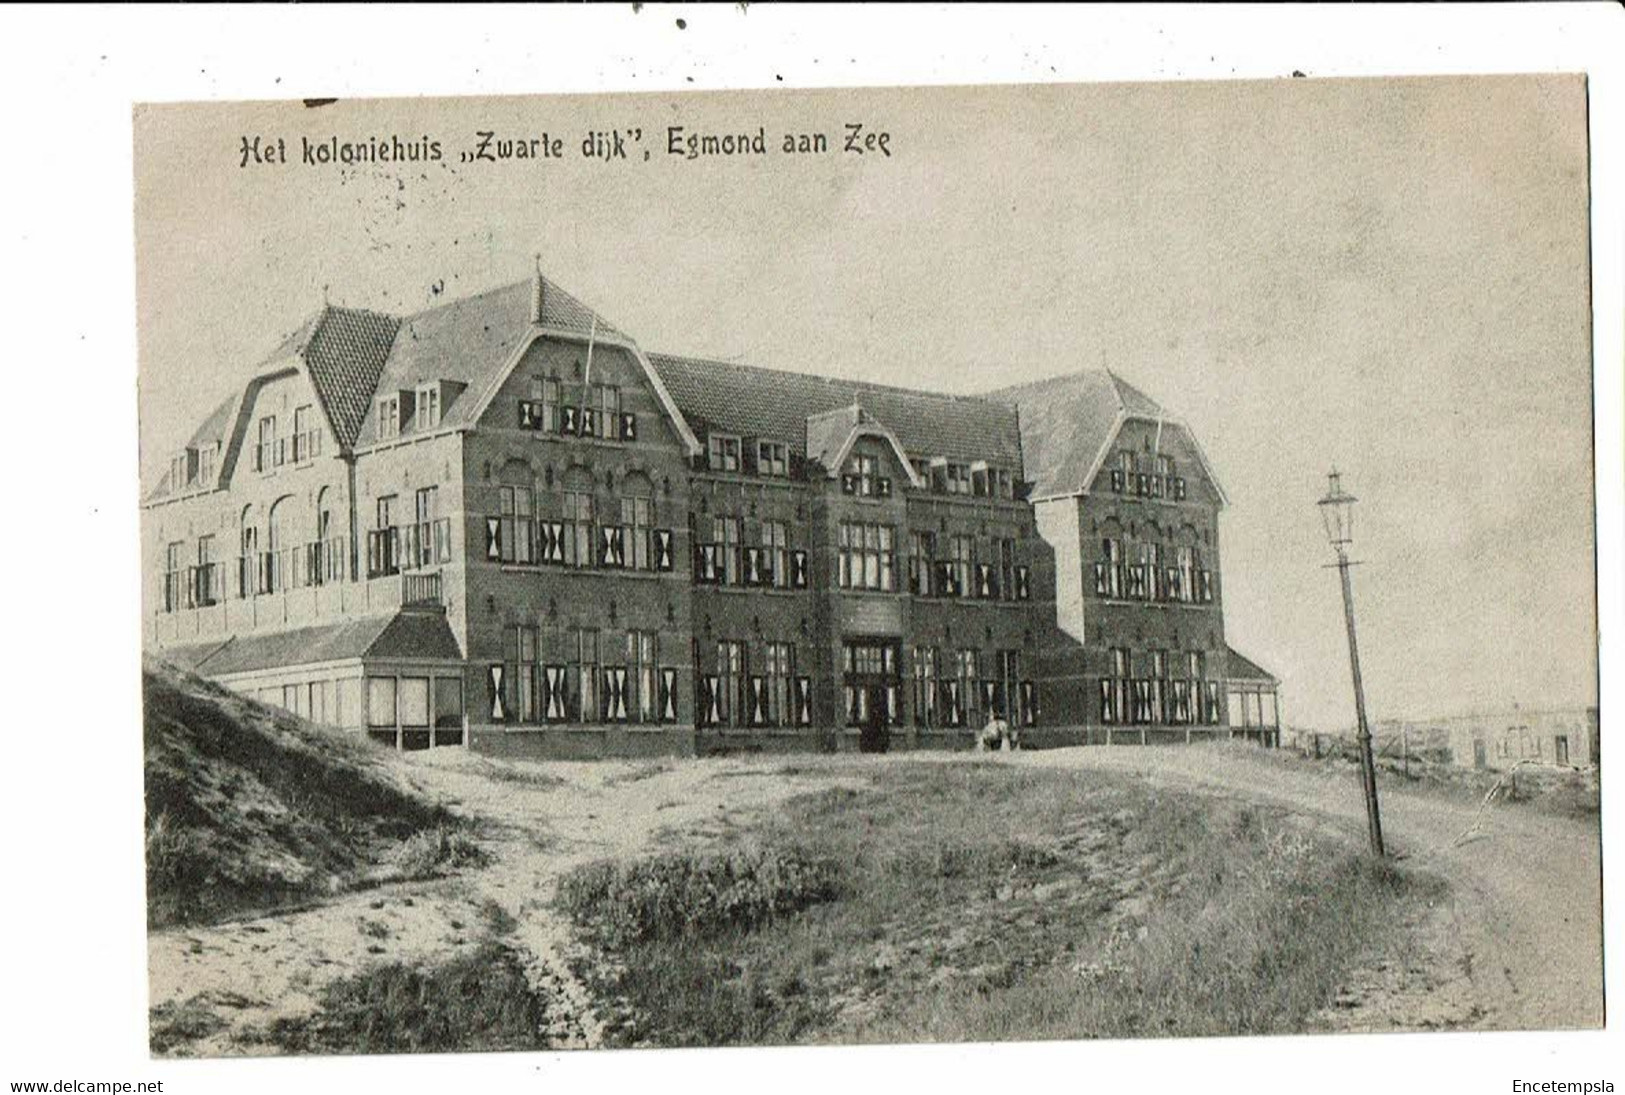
[986,370,1176,500]
[353,277,623,447]
[1225,645,1277,684]
[649,353,1023,472]
[303,306,403,448]
[159,609,462,677]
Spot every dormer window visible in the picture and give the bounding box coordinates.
[197,445,214,484]
[757,440,788,477]
[378,396,400,440]
[708,433,741,472]
[846,453,879,497]
[170,453,189,490]
[416,384,441,430]
[944,463,972,496]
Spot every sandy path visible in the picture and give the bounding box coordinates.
[996,745,1604,1031]
[146,753,854,1055]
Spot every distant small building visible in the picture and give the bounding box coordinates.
[1437,707,1600,771]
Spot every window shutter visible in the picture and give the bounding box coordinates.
[841,473,858,495]
[620,412,637,441]
[876,476,892,498]
[489,665,507,722]
[485,517,502,561]
[795,676,812,726]
[790,549,809,589]
[1015,565,1031,600]
[659,667,678,723]
[1020,681,1036,726]
[748,677,766,726]
[560,406,578,435]
[653,529,674,571]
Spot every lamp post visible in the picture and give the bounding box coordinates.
[1318,469,1386,858]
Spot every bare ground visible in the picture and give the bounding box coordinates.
[146,742,1602,1054]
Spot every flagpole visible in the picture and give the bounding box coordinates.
[584,314,597,387]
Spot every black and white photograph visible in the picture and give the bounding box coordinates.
[4,5,1621,1093]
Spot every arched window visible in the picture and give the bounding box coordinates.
[495,460,536,565]
[620,472,654,570]
[267,496,293,591]
[315,487,343,583]
[561,466,594,568]
[238,505,258,597]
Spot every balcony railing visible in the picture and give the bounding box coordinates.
[403,570,443,606]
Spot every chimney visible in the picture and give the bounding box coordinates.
[530,255,544,325]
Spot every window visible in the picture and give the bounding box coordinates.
[502,625,539,723]
[998,538,1016,602]
[197,445,214,484]
[1149,650,1168,724]
[570,628,600,723]
[378,396,400,440]
[838,522,894,591]
[413,486,449,568]
[564,488,592,567]
[399,678,430,729]
[163,541,183,613]
[717,640,746,727]
[622,491,653,571]
[256,415,278,472]
[764,642,794,727]
[367,676,397,728]
[997,650,1021,722]
[293,405,321,462]
[944,463,972,495]
[712,515,742,585]
[1102,647,1130,724]
[708,433,741,472]
[908,531,936,596]
[972,466,990,497]
[524,376,562,433]
[757,440,788,477]
[949,535,974,598]
[592,384,620,440]
[628,631,659,724]
[416,385,441,430]
[1139,542,1162,601]
[913,646,938,727]
[193,535,219,607]
[761,520,789,588]
[170,453,189,490]
[1110,450,1133,493]
[957,649,981,727]
[846,453,879,497]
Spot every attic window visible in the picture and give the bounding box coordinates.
[378,396,400,440]
[708,433,741,473]
[416,384,441,430]
[757,440,788,477]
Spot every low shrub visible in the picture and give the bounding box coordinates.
[557,845,842,948]
[266,941,547,1054]
[394,826,491,880]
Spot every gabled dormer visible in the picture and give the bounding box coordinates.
[805,404,921,498]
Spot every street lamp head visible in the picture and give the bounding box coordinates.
[1318,468,1357,549]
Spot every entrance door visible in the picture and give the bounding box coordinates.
[1554,735,1570,766]
[843,638,900,752]
[1473,739,1487,769]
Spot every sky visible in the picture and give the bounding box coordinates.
[133,76,1598,730]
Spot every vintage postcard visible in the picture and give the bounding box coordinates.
[135,76,1600,1057]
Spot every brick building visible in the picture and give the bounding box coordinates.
[145,267,1277,755]
[992,371,1281,746]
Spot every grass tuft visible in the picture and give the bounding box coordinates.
[264,942,548,1054]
